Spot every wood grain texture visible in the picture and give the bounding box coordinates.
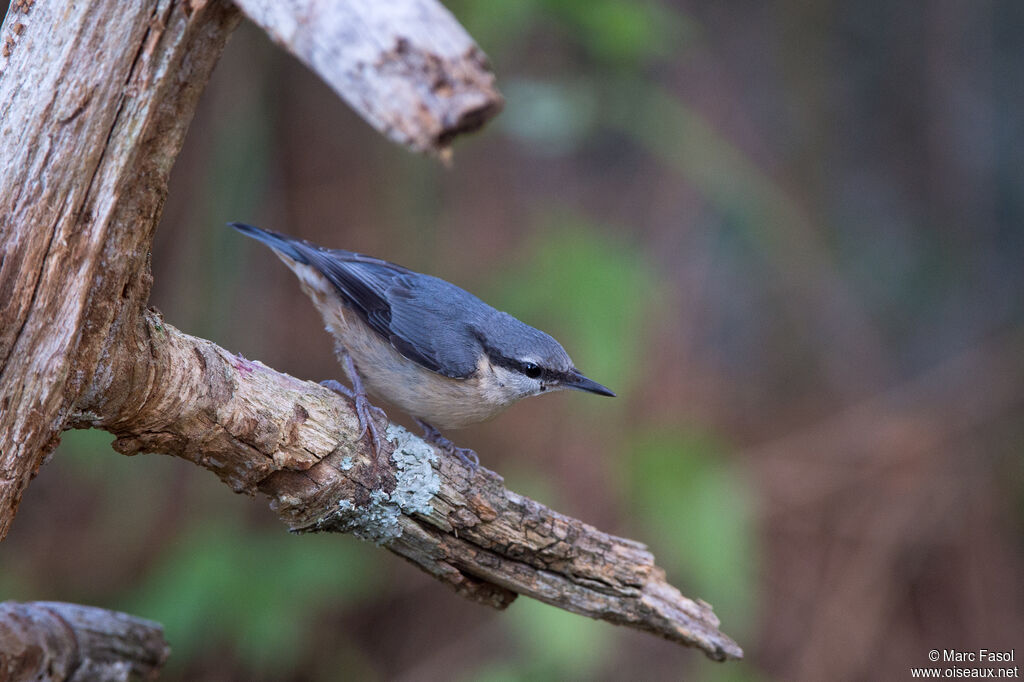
[72,309,743,661]
[0,0,241,541]
[0,601,169,681]
[232,0,504,153]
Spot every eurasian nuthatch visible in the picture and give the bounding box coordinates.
[231,223,614,468]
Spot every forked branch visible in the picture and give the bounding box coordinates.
[0,0,741,665]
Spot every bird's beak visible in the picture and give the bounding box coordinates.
[561,370,616,397]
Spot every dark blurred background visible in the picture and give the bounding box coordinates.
[3,1,1023,680]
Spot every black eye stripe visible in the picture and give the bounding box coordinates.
[485,351,553,381]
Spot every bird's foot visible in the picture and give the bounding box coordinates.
[415,419,479,473]
[320,379,388,461]
[320,379,353,399]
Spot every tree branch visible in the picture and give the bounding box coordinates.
[232,0,504,154]
[0,601,169,681]
[71,308,743,661]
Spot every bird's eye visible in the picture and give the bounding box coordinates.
[521,362,542,379]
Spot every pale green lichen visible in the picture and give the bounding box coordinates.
[313,425,440,544]
[313,495,399,543]
[387,424,439,517]
[351,490,403,543]
[339,456,354,471]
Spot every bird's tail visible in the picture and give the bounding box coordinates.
[228,222,310,264]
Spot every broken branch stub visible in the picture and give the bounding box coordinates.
[233,0,504,153]
[0,601,170,681]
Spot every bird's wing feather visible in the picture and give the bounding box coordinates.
[298,246,482,379]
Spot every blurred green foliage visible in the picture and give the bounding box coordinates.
[162,36,277,343]
[453,0,694,66]
[479,204,759,681]
[486,208,661,396]
[499,79,598,156]
[124,522,378,677]
[624,430,757,639]
[195,107,273,338]
[469,600,612,682]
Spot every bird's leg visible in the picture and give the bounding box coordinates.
[415,419,479,472]
[320,353,389,461]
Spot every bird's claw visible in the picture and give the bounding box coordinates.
[321,378,388,462]
[453,446,479,471]
[354,393,388,454]
[415,419,479,473]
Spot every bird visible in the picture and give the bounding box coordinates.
[230,222,615,470]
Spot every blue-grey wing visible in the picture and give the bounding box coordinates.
[301,247,484,379]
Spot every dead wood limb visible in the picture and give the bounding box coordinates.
[70,308,743,661]
[0,0,740,664]
[232,0,504,153]
[0,601,169,681]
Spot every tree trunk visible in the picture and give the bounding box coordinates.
[0,0,241,541]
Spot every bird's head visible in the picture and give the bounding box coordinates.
[478,312,615,402]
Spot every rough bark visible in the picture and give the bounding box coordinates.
[0,601,169,681]
[70,309,742,661]
[232,0,503,153]
[0,0,241,542]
